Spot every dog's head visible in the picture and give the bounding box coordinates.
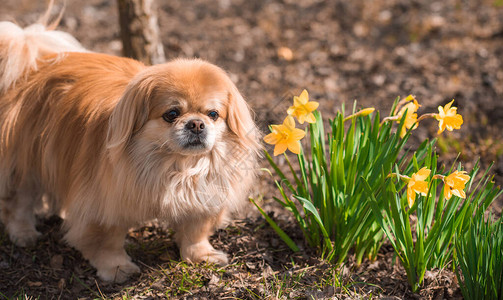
[106,59,261,161]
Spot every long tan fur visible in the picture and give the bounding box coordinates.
[0,19,260,282]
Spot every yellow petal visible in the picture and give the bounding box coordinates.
[264,132,280,144]
[444,99,455,111]
[407,186,416,207]
[446,107,458,117]
[288,140,301,154]
[457,173,470,182]
[305,113,317,124]
[415,167,431,180]
[400,126,407,138]
[413,180,429,195]
[304,101,319,112]
[293,96,303,107]
[290,128,306,140]
[452,188,466,199]
[398,102,418,119]
[404,113,418,129]
[400,112,418,137]
[283,115,296,129]
[444,115,463,130]
[273,143,288,156]
[297,114,306,124]
[437,119,446,134]
[298,89,309,105]
[444,185,452,200]
[446,171,468,184]
[405,94,416,102]
[413,99,421,109]
[287,106,296,115]
[290,110,303,121]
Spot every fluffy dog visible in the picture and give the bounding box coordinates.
[0,16,260,282]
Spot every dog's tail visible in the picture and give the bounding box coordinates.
[0,4,87,94]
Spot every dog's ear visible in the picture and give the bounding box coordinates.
[226,81,262,153]
[106,75,153,161]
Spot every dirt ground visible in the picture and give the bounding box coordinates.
[0,0,502,299]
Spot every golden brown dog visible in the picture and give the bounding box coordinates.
[0,18,260,282]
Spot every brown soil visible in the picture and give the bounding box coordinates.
[0,0,502,299]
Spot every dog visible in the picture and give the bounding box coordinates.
[0,13,260,282]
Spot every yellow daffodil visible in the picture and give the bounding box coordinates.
[443,170,470,199]
[406,167,431,207]
[264,116,306,156]
[435,100,463,134]
[287,89,319,124]
[397,99,420,138]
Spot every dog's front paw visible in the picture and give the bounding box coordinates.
[7,224,41,247]
[96,260,140,283]
[201,248,229,266]
[180,241,229,266]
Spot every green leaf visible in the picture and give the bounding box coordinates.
[250,198,300,252]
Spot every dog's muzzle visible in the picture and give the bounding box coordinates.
[183,119,208,148]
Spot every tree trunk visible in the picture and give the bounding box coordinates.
[117,0,166,65]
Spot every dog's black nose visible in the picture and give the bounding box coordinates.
[186,119,205,134]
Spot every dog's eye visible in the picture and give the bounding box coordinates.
[163,109,180,123]
[208,111,219,121]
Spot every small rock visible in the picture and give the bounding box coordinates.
[50,254,64,269]
[151,280,165,291]
[277,47,293,61]
[108,40,122,52]
[426,15,445,30]
[63,17,78,31]
[324,285,335,297]
[208,274,220,288]
[372,74,386,86]
[245,262,256,270]
[262,265,273,278]
[424,270,436,282]
[378,10,392,23]
[353,22,369,37]
[367,260,380,271]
